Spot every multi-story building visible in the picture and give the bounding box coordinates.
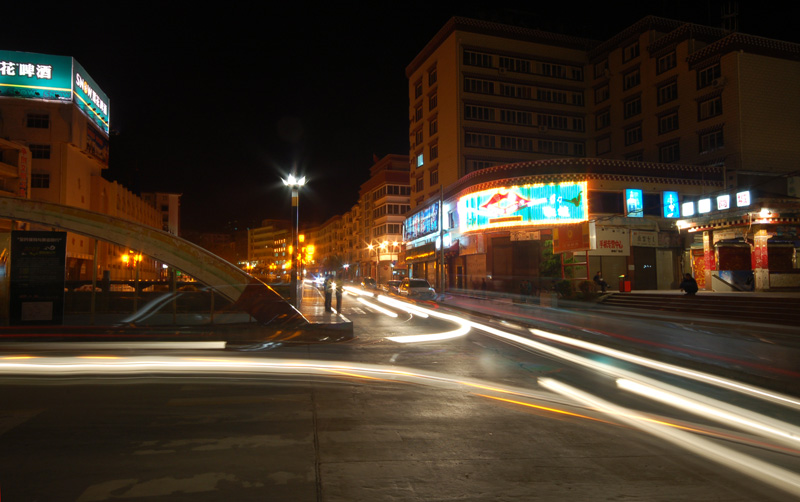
[403,16,800,292]
[406,17,594,210]
[141,192,181,235]
[247,219,290,280]
[356,155,410,283]
[0,50,165,280]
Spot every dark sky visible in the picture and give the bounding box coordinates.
[1,2,795,232]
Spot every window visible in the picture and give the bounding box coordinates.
[466,160,496,173]
[596,137,611,154]
[465,105,494,121]
[623,41,640,63]
[26,113,49,128]
[414,105,422,121]
[414,128,423,146]
[464,78,494,95]
[657,81,677,105]
[429,93,437,111]
[499,56,531,73]
[594,85,609,104]
[623,96,641,119]
[572,118,585,132]
[572,92,585,106]
[658,112,679,134]
[594,59,608,79]
[465,133,495,148]
[463,49,492,67]
[536,88,566,103]
[501,109,533,125]
[537,114,568,130]
[429,117,438,136]
[659,141,680,163]
[429,143,438,161]
[624,125,642,146]
[596,110,610,130]
[501,136,534,152]
[698,96,722,120]
[657,51,676,74]
[29,144,51,159]
[31,173,50,188]
[429,168,438,186]
[625,151,643,161]
[414,81,422,99]
[697,63,721,89]
[415,177,424,192]
[623,68,640,90]
[699,129,724,153]
[416,153,424,167]
[428,67,437,86]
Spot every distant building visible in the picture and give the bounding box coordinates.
[141,192,181,235]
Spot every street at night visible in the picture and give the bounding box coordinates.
[2,284,800,501]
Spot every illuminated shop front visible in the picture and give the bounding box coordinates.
[677,190,800,291]
[411,159,722,294]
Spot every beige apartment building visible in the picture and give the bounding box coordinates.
[400,16,800,292]
[407,16,800,210]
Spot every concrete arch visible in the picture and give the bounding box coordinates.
[0,195,302,325]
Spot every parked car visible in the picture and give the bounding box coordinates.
[382,280,401,294]
[397,278,436,299]
[361,277,377,289]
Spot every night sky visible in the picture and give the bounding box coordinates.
[1,2,795,232]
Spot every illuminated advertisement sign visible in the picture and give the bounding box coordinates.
[736,191,751,207]
[73,60,110,134]
[716,194,730,210]
[625,189,643,218]
[0,50,110,135]
[682,201,695,217]
[0,50,72,100]
[404,201,439,241]
[698,198,712,213]
[458,182,587,232]
[662,191,680,218]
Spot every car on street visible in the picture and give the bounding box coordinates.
[361,277,377,289]
[382,280,401,294]
[397,278,436,299]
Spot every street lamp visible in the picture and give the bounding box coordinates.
[282,173,306,307]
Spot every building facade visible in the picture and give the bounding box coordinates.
[1,50,167,281]
[402,16,799,292]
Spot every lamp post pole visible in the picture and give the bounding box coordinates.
[283,174,305,308]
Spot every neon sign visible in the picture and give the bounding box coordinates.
[458,182,587,232]
[625,189,643,218]
[662,191,680,218]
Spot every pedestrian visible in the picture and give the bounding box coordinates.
[680,273,698,295]
[481,278,487,297]
[593,271,609,293]
[335,281,343,313]
[324,275,333,312]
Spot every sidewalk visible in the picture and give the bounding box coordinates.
[297,282,353,332]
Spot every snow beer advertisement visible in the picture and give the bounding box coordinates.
[458,182,587,232]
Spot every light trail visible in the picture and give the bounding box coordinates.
[529,328,800,410]
[617,378,800,448]
[541,378,800,498]
[356,297,398,318]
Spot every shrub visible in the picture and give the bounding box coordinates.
[554,280,574,298]
[578,280,598,301]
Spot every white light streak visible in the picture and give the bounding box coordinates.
[617,378,800,447]
[541,378,800,498]
[356,297,398,318]
[529,328,800,410]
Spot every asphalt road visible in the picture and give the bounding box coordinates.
[2,289,799,501]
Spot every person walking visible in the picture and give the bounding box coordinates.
[593,271,609,293]
[680,273,698,295]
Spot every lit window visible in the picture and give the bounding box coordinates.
[416,153,423,167]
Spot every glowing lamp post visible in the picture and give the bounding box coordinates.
[282,174,306,307]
